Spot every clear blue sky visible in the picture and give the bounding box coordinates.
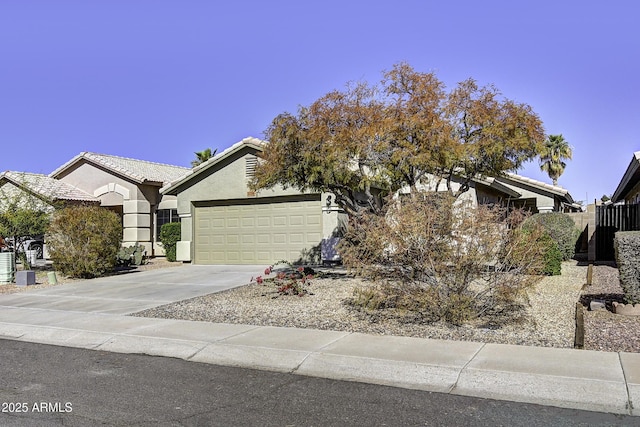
[1,1,638,204]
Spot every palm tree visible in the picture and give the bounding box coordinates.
[191,148,217,168]
[539,134,572,186]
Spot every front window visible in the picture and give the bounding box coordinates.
[156,209,180,238]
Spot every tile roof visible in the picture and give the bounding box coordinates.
[0,171,99,202]
[502,173,571,196]
[499,172,574,204]
[161,136,266,194]
[50,152,190,185]
[612,151,640,202]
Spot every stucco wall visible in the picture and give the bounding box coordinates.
[497,181,555,212]
[170,146,338,262]
[624,180,640,204]
[175,148,321,243]
[55,161,163,253]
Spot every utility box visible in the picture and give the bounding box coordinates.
[16,270,36,286]
[176,241,191,262]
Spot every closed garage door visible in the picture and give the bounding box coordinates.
[194,196,323,265]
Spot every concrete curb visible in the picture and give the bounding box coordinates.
[0,312,638,416]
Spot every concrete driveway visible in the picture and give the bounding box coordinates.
[0,265,263,315]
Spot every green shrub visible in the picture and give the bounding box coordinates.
[540,233,563,276]
[117,244,147,266]
[614,231,640,304]
[505,225,560,276]
[522,213,581,261]
[47,205,122,278]
[159,222,181,262]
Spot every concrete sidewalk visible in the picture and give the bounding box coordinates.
[0,265,638,416]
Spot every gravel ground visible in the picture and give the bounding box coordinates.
[581,263,640,353]
[134,261,586,349]
[10,258,632,353]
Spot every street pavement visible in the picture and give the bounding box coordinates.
[0,264,639,417]
[0,339,633,426]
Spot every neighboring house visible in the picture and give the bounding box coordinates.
[1,153,190,257]
[612,151,640,204]
[0,171,100,209]
[1,140,579,266]
[0,171,101,258]
[49,152,190,255]
[398,172,577,213]
[161,136,578,265]
[495,173,579,213]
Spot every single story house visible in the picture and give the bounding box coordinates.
[49,152,190,255]
[2,138,578,265]
[0,171,100,209]
[400,172,577,214]
[612,151,640,204]
[495,173,578,213]
[160,137,343,265]
[161,136,578,265]
[1,153,190,256]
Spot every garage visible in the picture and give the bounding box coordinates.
[194,195,322,265]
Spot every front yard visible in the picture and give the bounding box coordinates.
[581,263,640,352]
[133,261,586,349]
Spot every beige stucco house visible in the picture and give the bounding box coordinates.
[2,137,579,265]
[49,152,190,255]
[400,172,576,213]
[0,171,100,209]
[1,153,190,257]
[160,137,344,265]
[612,151,640,204]
[495,173,578,213]
[161,136,578,265]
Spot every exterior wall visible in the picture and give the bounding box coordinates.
[321,192,347,238]
[400,175,480,208]
[173,147,328,262]
[624,180,640,204]
[498,181,556,212]
[55,161,161,254]
[154,195,178,256]
[566,204,596,261]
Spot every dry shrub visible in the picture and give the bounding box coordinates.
[47,205,122,278]
[339,193,547,325]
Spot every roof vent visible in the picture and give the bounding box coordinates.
[245,155,257,180]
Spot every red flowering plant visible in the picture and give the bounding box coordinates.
[251,263,315,297]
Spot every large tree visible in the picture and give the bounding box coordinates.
[539,134,572,186]
[252,63,546,216]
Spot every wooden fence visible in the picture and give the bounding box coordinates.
[596,204,640,261]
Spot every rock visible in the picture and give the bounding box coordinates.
[612,301,640,316]
[589,300,607,311]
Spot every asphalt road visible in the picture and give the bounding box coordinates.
[0,339,634,426]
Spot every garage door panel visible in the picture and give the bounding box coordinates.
[256,217,271,227]
[195,198,322,265]
[272,250,289,261]
[289,215,304,226]
[241,217,255,227]
[307,215,321,226]
[290,233,304,244]
[273,216,287,227]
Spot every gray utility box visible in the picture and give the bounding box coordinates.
[16,270,36,286]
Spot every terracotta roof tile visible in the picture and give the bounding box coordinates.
[51,152,190,185]
[0,171,99,202]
